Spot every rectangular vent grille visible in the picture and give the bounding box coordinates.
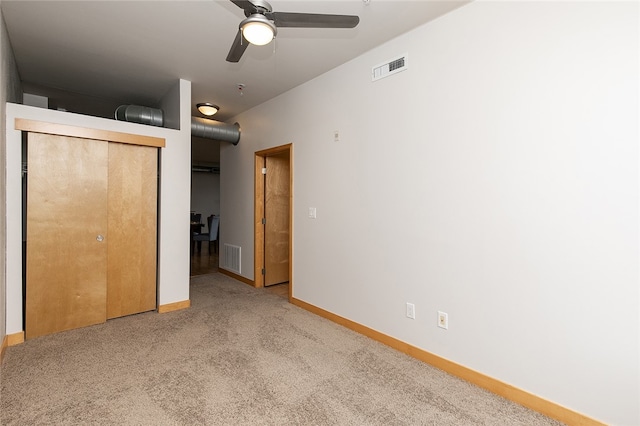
[223,244,241,274]
[372,53,408,81]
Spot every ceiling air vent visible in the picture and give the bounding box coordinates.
[372,53,408,82]
[192,164,220,174]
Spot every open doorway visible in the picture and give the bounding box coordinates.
[190,136,221,276]
[254,144,292,299]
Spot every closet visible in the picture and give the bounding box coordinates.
[19,119,165,339]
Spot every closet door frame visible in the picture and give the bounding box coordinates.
[16,119,166,149]
[18,119,165,339]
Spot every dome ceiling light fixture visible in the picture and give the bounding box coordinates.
[196,103,220,116]
[226,0,359,63]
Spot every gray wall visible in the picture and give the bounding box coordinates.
[221,2,639,424]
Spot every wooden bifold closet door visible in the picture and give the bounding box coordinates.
[25,130,159,339]
[26,133,109,338]
[107,142,157,319]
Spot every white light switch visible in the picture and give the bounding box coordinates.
[308,207,317,219]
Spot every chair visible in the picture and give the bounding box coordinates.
[193,215,219,254]
[190,212,201,224]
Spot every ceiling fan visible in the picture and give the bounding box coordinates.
[226,0,360,63]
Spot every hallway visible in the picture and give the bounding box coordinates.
[190,245,219,276]
[191,248,288,299]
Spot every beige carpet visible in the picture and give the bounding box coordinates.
[1,273,562,425]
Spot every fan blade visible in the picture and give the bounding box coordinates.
[231,0,256,13]
[226,29,249,63]
[266,12,359,28]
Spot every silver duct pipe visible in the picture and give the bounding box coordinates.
[115,105,241,145]
[115,105,164,127]
[191,117,241,145]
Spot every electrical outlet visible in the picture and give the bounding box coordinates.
[437,311,448,329]
[406,303,415,319]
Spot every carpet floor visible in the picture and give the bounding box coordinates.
[1,273,563,425]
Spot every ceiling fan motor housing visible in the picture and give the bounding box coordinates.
[243,0,272,17]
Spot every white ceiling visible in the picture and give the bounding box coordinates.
[2,0,468,124]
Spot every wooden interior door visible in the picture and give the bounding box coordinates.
[26,133,108,339]
[107,143,157,319]
[264,152,290,286]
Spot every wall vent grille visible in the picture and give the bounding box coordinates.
[223,244,241,274]
[372,53,408,81]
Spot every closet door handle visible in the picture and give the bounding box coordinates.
[96,234,104,242]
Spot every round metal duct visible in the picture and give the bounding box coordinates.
[115,105,164,127]
[191,117,241,145]
[115,105,241,145]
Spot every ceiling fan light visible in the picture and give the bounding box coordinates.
[197,103,219,116]
[241,14,276,46]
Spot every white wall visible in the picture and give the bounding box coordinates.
[221,2,639,424]
[5,79,192,336]
[0,4,22,348]
[157,79,192,306]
